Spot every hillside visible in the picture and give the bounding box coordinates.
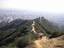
[34,17,64,37]
[0,17,64,48]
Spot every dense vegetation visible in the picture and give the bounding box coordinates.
[0,17,64,48]
[34,17,64,38]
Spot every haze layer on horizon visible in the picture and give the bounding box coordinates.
[0,0,64,14]
[0,0,64,25]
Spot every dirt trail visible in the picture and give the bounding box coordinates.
[31,21,49,48]
[32,21,37,34]
[33,36,48,48]
[26,21,64,48]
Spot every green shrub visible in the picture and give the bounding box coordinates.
[16,32,36,48]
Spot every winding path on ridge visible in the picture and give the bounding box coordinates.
[31,21,48,48]
[25,21,64,48]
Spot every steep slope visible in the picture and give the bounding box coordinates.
[0,19,33,46]
[34,17,64,38]
[0,17,64,48]
[16,17,64,48]
[24,18,64,48]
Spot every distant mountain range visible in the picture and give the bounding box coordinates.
[0,9,64,26]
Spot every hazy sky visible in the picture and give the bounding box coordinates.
[0,0,64,14]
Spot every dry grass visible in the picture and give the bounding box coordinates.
[25,35,64,48]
